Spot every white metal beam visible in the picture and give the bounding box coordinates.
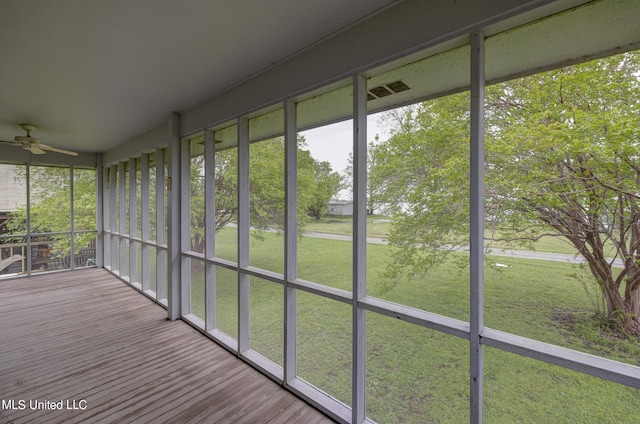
[155,148,168,301]
[482,328,640,389]
[25,162,31,276]
[69,166,76,270]
[141,153,150,291]
[118,161,127,278]
[204,129,215,332]
[156,147,166,302]
[284,99,298,384]
[129,157,138,284]
[237,116,250,354]
[167,113,181,320]
[352,74,367,424]
[96,155,105,268]
[110,164,118,272]
[180,131,191,315]
[470,29,486,424]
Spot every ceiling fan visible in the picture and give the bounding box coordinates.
[0,123,79,156]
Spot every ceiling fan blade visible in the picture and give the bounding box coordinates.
[25,145,46,155]
[39,143,79,156]
[0,140,25,146]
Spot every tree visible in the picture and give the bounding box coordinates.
[299,149,343,220]
[486,52,640,335]
[191,136,342,244]
[373,51,640,335]
[213,147,238,231]
[188,137,287,251]
[345,137,391,215]
[5,166,95,257]
[371,93,471,278]
[189,154,206,252]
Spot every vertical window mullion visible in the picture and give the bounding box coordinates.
[110,164,118,272]
[180,137,191,315]
[237,116,250,354]
[156,148,166,302]
[129,158,137,283]
[25,162,31,276]
[167,113,181,320]
[284,99,297,383]
[141,154,150,291]
[204,129,216,331]
[352,73,367,423]
[470,29,486,424]
[118,161,126,276]
[69,166,75,270]
[102,166,110,268]
[97,162,106,269]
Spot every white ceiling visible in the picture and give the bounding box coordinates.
[0,0,398,154]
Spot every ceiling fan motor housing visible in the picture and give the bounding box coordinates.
[20,123,37,133]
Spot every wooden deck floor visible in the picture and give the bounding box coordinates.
[0,269,334,424]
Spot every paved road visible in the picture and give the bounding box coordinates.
[303,232,625,268]
[484,247,624,268]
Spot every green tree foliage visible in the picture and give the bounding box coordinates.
[189,146,240,251]
[373,51,640,334]
[372,95,471,278]
[214,147,238,230]
[189,154,206,252]
[189,136,342,245]
[345,138,389,215]
[5,166,95,256]
[299,149,344,220]
[249,138,286,230]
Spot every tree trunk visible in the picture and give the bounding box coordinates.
[623,282,640,335]
[584,250,640,335]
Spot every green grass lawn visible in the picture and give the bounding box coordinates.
[186,228,640,423]
[304,214,391,238]
[305,215,620,257]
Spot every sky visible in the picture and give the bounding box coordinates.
[298,111,391,200]
[299,111,390,178]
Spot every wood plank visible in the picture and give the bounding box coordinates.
[0,269,334,423]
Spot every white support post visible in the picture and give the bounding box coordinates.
[237,116,250,354]
[284,99,298,383]
[25,162,31,276]
[110,164,118,272]
[204,129,216,331]
[118,161,127,277]
[167,113,182,320]
[180,134,191,315]
[69,166,76,270]
[96,155,105,268]
[156,148,166,301]
[352,74,367,424]
[129,157,138,283]
[141,153,150,290]
[470,30,486,424]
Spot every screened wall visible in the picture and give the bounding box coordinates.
[102,149,169,304]
[100,1,640,423]
[0,163,96,279]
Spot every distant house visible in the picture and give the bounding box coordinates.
[326,199,353,217]
[0,165,26,232]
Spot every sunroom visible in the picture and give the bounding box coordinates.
[1,1,640,423]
